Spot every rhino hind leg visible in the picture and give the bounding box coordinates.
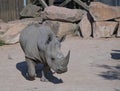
[40,66,51,82]
[26,58,36,81]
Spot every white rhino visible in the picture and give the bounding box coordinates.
[19,23,70,81]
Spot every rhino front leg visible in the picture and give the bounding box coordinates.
[26,58,36,80]
[40,65,51,82]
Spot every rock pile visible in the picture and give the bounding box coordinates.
[0,2,120,44]
[0,18,42,44]
[89,2,120,38]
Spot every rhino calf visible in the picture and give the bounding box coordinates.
[19,23,70,81]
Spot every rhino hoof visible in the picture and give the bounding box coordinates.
[26,73,35,81]
[40,78,49,82]
[29,77,35,81]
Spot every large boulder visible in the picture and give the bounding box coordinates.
[115,18,120,22]
[116,22,120,37]
[7,17,43,24]
[0,19,3,22]
[93,21,118,38]
[20,4,42,18]
[1,23,27,44]
[89,2,120,21]
[43,20,59,35]
[43,20,79,37]
[43,5,85,22]
[0,18,41,44]
[0,22,9,37]
[57,21,79,37]
[78,13,92,38]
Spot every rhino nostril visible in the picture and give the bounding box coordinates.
[56,68,61,71]
[57,69,61,71]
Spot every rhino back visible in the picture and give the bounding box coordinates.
[19,23,53,63]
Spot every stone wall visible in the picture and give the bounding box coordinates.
[0,2,120,44]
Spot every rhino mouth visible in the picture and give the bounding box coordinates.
[56,68,68,74]
[54,51,70,74]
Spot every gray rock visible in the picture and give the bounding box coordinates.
[44,5,85,22]
[115,18,120,22]
[43,20,79,37]
[116,22,120,37]
[0,22,9,37]
[20,3,42,18]
[57,21,79,37]
[79,13,92,38]
[93,21,118,38]
[1,23,27,44]
[0,18,43,44]
[89,2,120,21]
[0,19,3,23]
[43,20,59,35]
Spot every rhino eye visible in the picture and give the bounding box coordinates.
[51,57,55,61]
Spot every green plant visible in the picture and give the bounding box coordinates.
[0,40,5,46]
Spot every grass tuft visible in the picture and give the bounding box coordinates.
[0,40,5,46]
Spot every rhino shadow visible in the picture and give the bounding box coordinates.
[16,61,63,84]
[36,64,63,84]
[97,64,120,80]
[111,50,120,60]
[16,61,28,80]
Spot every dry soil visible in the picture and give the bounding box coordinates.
[0,37,120,91]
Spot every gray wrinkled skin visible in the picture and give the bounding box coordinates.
[19,23,70,81]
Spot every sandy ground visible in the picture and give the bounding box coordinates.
[0,37,120,91]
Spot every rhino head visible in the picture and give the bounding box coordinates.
[45,34,70,74]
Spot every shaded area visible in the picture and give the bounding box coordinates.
[16,61,63,84]
[97,64,120,80]
[36,64,63,84]
[16,61,28,80]
[111,50,120,60]
[115,89,120,91]
[42,69,63,84]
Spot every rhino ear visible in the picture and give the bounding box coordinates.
[59,35,66,42]
[46,34,52,44]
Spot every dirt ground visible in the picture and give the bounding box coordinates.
[0,37,120,91]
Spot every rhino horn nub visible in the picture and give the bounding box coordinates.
[62,50,70,66]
